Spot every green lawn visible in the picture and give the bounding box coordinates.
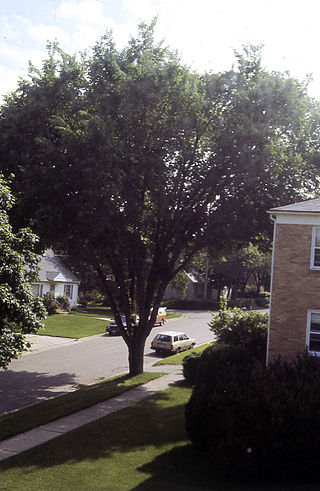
[39,313,109,338]
[0,384,316,490]
[154,343,212,365]
[0,372,163,441]
[39,310,182,338]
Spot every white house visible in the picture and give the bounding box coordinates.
[31,250,80,308]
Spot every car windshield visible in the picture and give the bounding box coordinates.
[155,334,171,342]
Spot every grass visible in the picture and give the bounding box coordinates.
[39,309,182,338]
[39,313,109,338]
[0,372,163,441]
[154,343,212,365]
[165,312,181,320]
[0,384,317,490]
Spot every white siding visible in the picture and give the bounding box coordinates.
[31,281,79,308]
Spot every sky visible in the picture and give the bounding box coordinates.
[1,0,320,100]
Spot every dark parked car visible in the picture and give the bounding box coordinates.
[106,315,133,336]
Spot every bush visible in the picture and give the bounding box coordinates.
[42,293,58,316]
[227,292,270,309]
[185,344,256,454]
[186,353,320,480]
[78,289,105,307]
[182,351,202,384]
[208,303,268,362]
[56,296,70,311]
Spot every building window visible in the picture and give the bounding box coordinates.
[31,284,44,297]
[64,284,73,299]
[50,284,55,295]
[311,228,320,269]
[307,311,320,354]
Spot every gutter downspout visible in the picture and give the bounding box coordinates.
[266,214,277,366]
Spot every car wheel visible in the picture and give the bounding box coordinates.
[176,347,181,354]
[190,343,195,349]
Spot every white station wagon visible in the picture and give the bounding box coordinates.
[151,330,196,354]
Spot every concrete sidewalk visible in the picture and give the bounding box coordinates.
[0,366,184,463]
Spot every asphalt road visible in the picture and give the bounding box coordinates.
[0,310,214,415]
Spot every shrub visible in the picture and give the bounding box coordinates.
[185,343,256,453]
[208,302,268,362]
[56,296,70,311]
[78,292,88,307]
[182,351,202,384]
[186,353,320,480]
[42,293,58,316]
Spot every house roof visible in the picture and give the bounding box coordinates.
[268,198,320,215]
[37,250,80,284]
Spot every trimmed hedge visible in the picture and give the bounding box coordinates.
[185,351,320,480]
[182,351,202,384]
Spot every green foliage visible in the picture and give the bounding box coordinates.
[194,343,255,388]
[0,175,46,368]
[185,343,255,453]
[209,243,272,297]
[168,271,190,299]
[182,351,202,384]
[208,299,268,362]
[0,22,227,375]
[42,293,58,315]
[1,27,320,376]
[56,295,70,311]
[78,289,105,307]
[186,353,320,479]
[207,45,320,248]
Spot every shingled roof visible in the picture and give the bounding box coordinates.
[268,198,320,214]
[37,250,79,283]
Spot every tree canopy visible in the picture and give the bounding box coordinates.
[1,23,320,374]
[0,176,45,369]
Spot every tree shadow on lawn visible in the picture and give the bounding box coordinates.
[0,370,77,415]
[1,382,319,491]
[0,385,191,471]
[133,445,320,491]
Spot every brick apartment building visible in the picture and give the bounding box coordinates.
[267,198,320,364]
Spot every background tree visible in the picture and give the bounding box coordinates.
[207,45,320,248]
[0,176,45,369]
[168,270,190,299]
[209,244,272,298]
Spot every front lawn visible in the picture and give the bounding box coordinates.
[0,384,316,490]
[39,313,109,338]
[0,372,163,441]
[39,310,181,338]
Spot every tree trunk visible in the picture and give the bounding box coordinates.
[127,335,146,376]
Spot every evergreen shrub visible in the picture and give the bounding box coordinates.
[185,352,320,480]
[182,351,202,384]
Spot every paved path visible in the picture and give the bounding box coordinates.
[0,365,184,463]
